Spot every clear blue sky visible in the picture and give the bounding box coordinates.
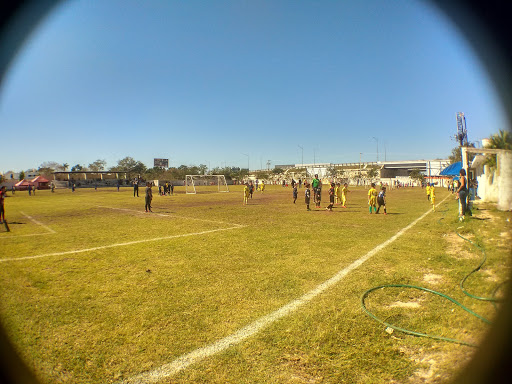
[0,0,508,173]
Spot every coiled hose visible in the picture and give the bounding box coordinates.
[361,213,508,347]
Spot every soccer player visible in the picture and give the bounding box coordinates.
[260,181,265,193]
[311,174,320,202]
[376,186,387,214]
[243,183,250,205]
[133,179,139,197]
[145,182,153,212]
[368,183,378,214]
[0,186,7,225]
[326,182,335,211]
[426,183,431,201]
[334,183,340,204]
[292,184,298,204]
[430,183,436,212]
[315,186,322,208]
[249,181,254,199]
[341,183,350,208]
[305,183,311,211]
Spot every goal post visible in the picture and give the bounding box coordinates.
[185,175,229,194]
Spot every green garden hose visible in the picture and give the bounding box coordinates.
[361,210,507,347]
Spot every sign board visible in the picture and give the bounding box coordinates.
[154,158,169,168]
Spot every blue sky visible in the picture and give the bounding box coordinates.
[0,0,508,172]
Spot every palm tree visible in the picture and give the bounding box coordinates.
[62,163,69,171]
[484,130,512,169]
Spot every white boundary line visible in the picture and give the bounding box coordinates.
[97,205,244,227]
[0,225,245,263]
[20,211,57,233]
[0,212,56,239]
[121,194,451,384]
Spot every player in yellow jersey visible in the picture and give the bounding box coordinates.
[368,183,378,213]
[243,183,250,205]
[259,180,265,192]
[430,183,436,211]
[425,183,431,201]
[341,183,349,208]
[334,183,340,204]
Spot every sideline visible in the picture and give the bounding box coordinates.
[0,225,245,263]
[97,205,244,227]
[121,194,452,384]
[0,212,56,239]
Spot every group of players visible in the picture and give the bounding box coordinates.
[242,174,389,214]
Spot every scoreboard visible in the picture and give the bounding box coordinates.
[154,158,169,168]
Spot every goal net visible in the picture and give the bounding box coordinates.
[185,175,229,194]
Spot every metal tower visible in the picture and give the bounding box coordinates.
[456,112,468,146]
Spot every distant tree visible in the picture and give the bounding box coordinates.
[111,157,147,178]
[19,170,25,180]
[198,164,208,175]
[366,166,379,179]
[71,164,84,172]
[484,130,512,169]
[409,169,424,183]
[448,143,476,164]
[272,168,284,175]
[39,161,63,171]
[326,166,337,179]
[37,167,54,177]
[88,159,107,171]
[254,171,270,180]
[62,163,69,171]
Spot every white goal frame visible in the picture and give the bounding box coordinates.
[185,175,230,194]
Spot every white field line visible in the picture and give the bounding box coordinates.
[20,211,57,233]
[0,212,57,239]
[122,194,451,384]
[0,225,245,263]
[97,205,244,227]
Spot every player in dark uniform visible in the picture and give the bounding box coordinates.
[304,183,311,211]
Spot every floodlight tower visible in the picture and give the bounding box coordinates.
[456,112,469,176]
[456,112,468,147]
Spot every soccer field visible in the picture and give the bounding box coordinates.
[0,185,510,383]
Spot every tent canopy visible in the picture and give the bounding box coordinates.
[439,161,462,176]
[31,176,49,183]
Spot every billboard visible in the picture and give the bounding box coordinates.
[154,158,169,168]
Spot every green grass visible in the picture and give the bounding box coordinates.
[0,185,510,383]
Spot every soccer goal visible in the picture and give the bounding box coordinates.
[185,175,229,194]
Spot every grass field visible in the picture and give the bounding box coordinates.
[0,184,510,383]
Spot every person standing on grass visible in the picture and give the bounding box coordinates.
[315,185,321,208]
[145,182,153,212]
[426,183,431,201]
[456,169,469,221]
[334,183,341,205]
[170,183,174,195]
[430,183,436,212]
[243,183,250,205]
[326,182,335,211]
[133,179,139,197]
[0,186,7,224]
[376,186,387,214]
[311,174,320,202]
[341,183,349,208]
[368,183,378,214]
[292,184,298,204]
[260,180,265,193]
[249,181,254,199]
[305,183,311,211]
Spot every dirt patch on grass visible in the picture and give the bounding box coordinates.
[278,352,324,383]
[444,233,479,260]
[399,346,475,384]
[423,273,443,285]
[389,301,421,309]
